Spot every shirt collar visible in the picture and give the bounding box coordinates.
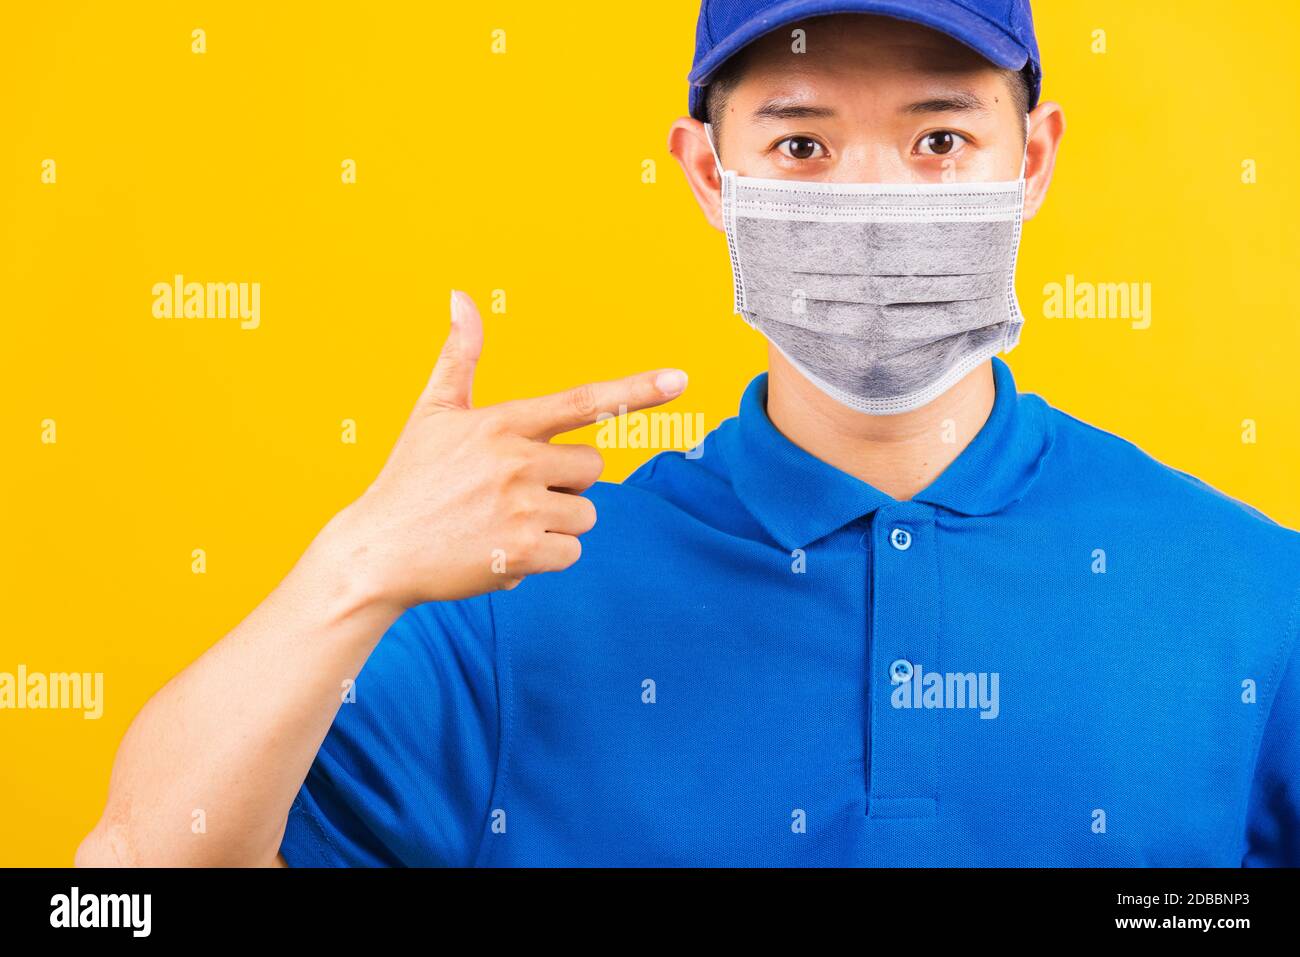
[718,357,1056,551]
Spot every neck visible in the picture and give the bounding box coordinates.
[764,347,996,501]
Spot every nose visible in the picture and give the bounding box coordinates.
[829,141,909,185]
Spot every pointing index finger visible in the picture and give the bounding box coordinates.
[505,369,688,440]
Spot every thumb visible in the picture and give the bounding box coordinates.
[424,290,484,409]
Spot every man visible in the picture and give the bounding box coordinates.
[78,0,1300,866]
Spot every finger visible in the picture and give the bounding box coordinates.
[531,532,583,573]
[423,290,484,409]
[503,368,688,440]
[539,491,598,536]
[509,530,582,577]
[531,443,605,493]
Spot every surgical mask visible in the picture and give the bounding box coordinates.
[704,122,1030,415]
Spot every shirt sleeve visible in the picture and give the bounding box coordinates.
[279,593,499,867]
[1242,611,1300,866]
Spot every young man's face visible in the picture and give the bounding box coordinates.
[673,13,1062,223]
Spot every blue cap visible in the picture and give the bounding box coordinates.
[688,0,1042,121]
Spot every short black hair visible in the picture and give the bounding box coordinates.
[704,56,1034,145]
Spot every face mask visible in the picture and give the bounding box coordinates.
[704,122,1030,415]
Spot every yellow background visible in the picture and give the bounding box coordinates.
[1,1,1297,866]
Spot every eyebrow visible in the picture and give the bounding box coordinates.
[903,91,990,115]
[751,98,837,122]
[751,89,992,123]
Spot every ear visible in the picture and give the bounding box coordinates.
[668,118,725,232]
[1022,101,1065,221]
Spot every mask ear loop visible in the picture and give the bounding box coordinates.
[702,122,748,319]
[1018,112,1031,180]
[703,121,726,178]
[1002,111,1032,354]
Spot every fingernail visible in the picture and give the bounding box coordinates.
[449,289,461,326]
[655,369,688,397]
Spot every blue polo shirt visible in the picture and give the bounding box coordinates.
[279,357,1300,866]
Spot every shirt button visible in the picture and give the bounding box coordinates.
[890,659,914,683]
[889,527,912,551]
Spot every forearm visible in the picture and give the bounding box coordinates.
[77,507,403,867]
[74,290,661,867]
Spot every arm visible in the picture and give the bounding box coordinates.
[1242,607,1300,866]
[75,521,402,867]
[75,291,688,867]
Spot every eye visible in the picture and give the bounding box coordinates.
[775,135,826,160]
[915,130,968,156]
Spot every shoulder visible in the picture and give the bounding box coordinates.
[1037,398,1300,575]
[581,415,761,540]
[377,591,496,682]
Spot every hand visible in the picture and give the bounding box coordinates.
[325,290,688,611]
